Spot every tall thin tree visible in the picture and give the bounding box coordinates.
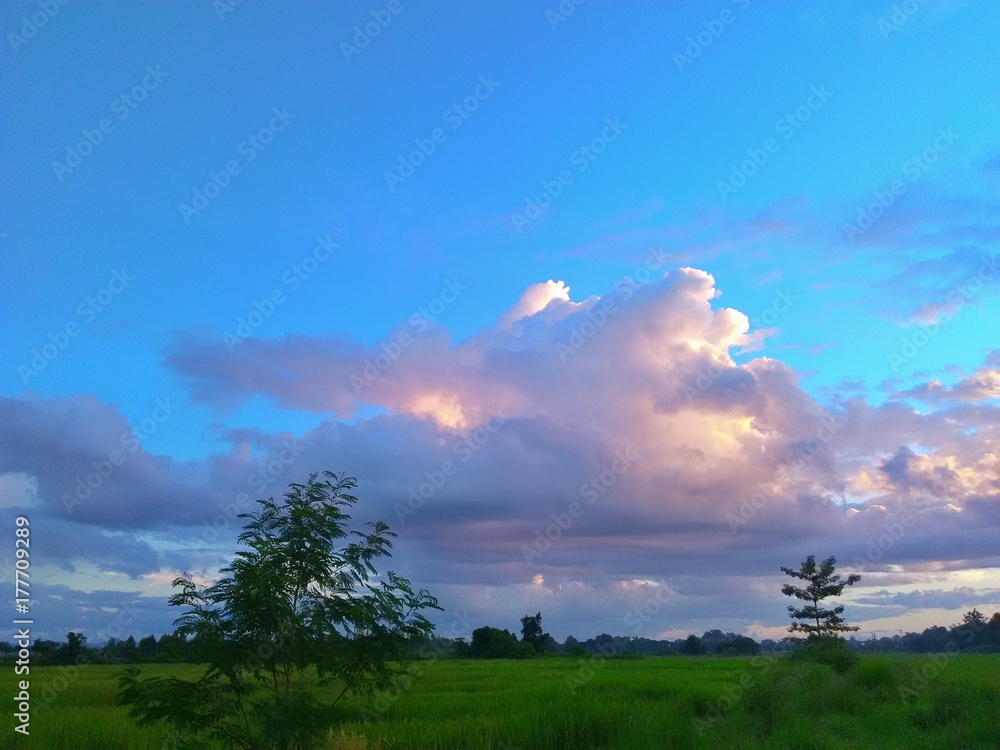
[781,555,861,641]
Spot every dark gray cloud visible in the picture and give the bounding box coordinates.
[855,587,1000,611]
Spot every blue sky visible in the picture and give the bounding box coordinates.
[2,1,998,642]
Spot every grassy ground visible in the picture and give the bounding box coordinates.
[2,654,998,748]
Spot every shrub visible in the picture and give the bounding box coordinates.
[851,658,898,691]
[790,638,858,674]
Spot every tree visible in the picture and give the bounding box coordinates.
[680,634,705,655]
[713,635,759,656]
[469,627,533,658]
[156,632,190,663]
[520,612,549,653]
[137,634,158,661]
[121,635,138,662]
[781,555,861,641]
[954,608,989,649]
[32,639,60,664]
[56,631,87,665]
[988,613,1000,649]
[117,471,440,749]
[962,608,986,628]
[700,629,728,649]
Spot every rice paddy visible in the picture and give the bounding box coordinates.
[4,654,998,749]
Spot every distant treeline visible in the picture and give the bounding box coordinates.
[3,608,997,665]
[0,631,192,666]
[444,608,1000,659]
[849,608,1000,654]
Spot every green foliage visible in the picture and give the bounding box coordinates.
[680,634,705,655]
[780,555,861,642]
[789,637,858,674]
[56,631,87,665]
[469,626,532,658]
[519,612,550,652]
[851,657,898,692]
[8,656,1000,748]
[962,608,986,627]
[116,471,440,749]
[712,635,759,656]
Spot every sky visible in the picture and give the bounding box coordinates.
[1,0,998,644]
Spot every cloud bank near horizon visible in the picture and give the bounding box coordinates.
[2,266,998,639]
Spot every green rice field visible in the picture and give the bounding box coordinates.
[3,655,999,749]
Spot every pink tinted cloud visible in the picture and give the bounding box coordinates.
[3,269,998,636]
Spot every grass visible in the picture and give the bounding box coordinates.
[2,654,998,748]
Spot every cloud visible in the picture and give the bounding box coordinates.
[497,279,576,328]
[0,394,239,529]
[554,151,1000,333]
[901,358,1000,403]
[161,266,997,580]
[25,582,173,643]
[855,587,1000,611]
[3,267,998,638]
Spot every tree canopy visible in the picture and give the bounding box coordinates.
[781,555,861,641]
[118,471,440,749]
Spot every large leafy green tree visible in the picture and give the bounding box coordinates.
[469,627,528,658]
[56,631,87,665]
[118,471,440,749]
[680,634,705,655]
[520,612,549,652]
[781,555,861,641]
